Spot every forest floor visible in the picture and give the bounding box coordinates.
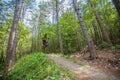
[47,49,120,80]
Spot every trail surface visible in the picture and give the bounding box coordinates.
[47,54,120,80]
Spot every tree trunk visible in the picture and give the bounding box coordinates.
[5,0,20,75]
[73,0,97,59]
[76,29,81,51]
[12,0,25,63]
[112,0,120,17]
[92,20,100,45]
[11,25,18,63]
[38,31,42,52]
[31,36,34,53]
[19,0,25,21]
[94,11,112,45]
[52,2,55,52]
[31,26,36,52]
[56,0,63,53]
[74,12,81,51]
[88,0,112,45]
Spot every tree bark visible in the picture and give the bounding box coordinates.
[5,0,20,75]
[112,0,120,17]
[76,29,81,51]
[87,0,112,45]
[20,0,25,21]
[92,20,99,45]
[12,0,25,63]
[56,0,63,53]
[5,0,25,75]
[73,0,97,59]
[74,12,81,51]
[94,11,112,45]
[51,1,55,52]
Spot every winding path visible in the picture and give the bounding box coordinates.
[47,54,120,80]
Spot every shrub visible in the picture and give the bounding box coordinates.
[7,53,75,80]
[101,41,110,48]
[115,44,120,49]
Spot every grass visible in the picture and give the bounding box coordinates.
[6,52,76,80]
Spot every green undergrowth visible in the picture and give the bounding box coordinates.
[6,52,76,80]
[115,44,120,49]
[0,62,5,79]
[101,41,120,49]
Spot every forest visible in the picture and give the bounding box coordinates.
[0,0,120,80]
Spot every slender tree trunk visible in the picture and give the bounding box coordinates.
[51,1,55,52]
[31,26,36,52]
[19,0,25,21]
[103,14,116,44]
[5,0,20,75]
[12,0,25,62]
[76,29,81,51]
[92,20,99,45]
[74,12,81,51]
[37,31,42,52]
[87,0,112,45]
[31,36,34,53]
[20,0,25,21]
[112,0,120,17]
[51,35,55,52]
[11,26,19,63]
[94,11,112,44]
[73,0,97,59]
[39,34,42,52]
[56,0,63,53]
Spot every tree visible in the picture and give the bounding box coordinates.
[75,28,81,51]
[87,0,112,45]
[51,0,55,52]
[56,0,63,53]
[73,0,97,59]
[92,20,100,45]
[5,0,23,75]
[112,0,120,17]
[74,12,81,51]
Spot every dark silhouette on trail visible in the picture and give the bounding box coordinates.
[42,34,49,52]
[43,39,48,49]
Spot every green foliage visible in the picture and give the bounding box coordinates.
[7,53,75,80]
[17,22,31,55]
[0,51,5,79]
[0,20,12,51]
[101,41,110,48]
[0,60,5,78]
[115,45,120,49]
[29,0,120,53]
[0,63,5,79]
[60,13,79,53]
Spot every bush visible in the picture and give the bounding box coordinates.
[101,41,110,48]
[6,53,75,80]
[115,44,120,49]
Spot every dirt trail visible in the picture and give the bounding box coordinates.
[47,54,120,80]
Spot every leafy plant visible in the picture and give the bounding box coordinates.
[115,44,120,49]
[7,53,76,80]
[101,41,111,48]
